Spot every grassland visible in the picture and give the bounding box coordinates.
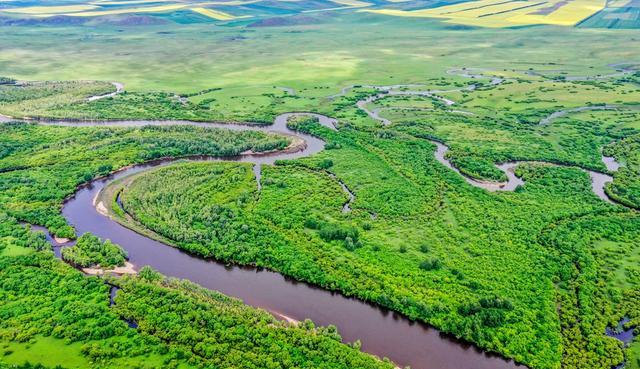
[2,336,90,369]
[0,12,638,93]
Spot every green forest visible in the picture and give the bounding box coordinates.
[0,122,289,238]
[0,251,393,369]
[0,59,639,369]
[114,121,640,369]
[0,123,392,369]
[62,233,127,269]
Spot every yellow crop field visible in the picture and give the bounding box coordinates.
[330,0,372,7]
[0,0,604,25]
[363,0,606,27]
[419,0,518,16]
[450,1,544,18]
[199,0,261,5]
[1,4,99,14]
[511,0,606,25]
[191,7,237,20]
[3,0,276,18]
[59,3,188,17]
[91,0,176,5]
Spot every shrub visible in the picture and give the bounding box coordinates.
[419,258,442,271]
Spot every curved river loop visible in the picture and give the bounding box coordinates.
[2,67,633,369]
[1,108,526,369]
[352,74,626,204]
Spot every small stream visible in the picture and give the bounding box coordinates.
[607,318,636,346]
[432,140,619,203]
[87,82,125,102]
[352,84,624,205]
[539,105,618,126]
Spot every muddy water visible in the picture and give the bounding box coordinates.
[603,154,621,172]
[62,160,521,369]
[433,141,524,192]
[3,112,336,182]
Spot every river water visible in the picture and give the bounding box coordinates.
[2,111,518,369]
[6,103,621,369]
[62,166,521,369]
[3,67,632,368]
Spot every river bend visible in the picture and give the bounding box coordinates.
[2,67,633,369]
[0,112,522,369]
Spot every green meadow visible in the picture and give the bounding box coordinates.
[0,13,638,94]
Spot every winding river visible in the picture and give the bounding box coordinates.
[1,111,524,369]
[432,141,619,203]
[353,83,624,204]
[2,71,627,368]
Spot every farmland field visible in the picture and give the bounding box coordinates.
[0,2,639,369]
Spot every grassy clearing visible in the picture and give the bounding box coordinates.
[1,336,90,369]
[629,340,640,369]
[592,239,640,289]
[0,80,115,119]
[0,244,32,258]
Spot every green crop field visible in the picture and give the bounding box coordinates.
[0,3,639,369]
